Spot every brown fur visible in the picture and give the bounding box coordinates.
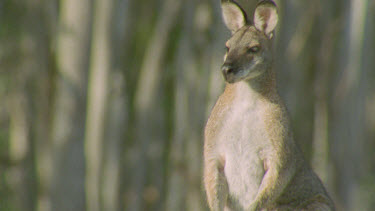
[203,1,334,210]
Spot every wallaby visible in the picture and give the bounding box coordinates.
[203,0,335,210]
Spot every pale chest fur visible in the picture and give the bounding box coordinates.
[205,82,275,208]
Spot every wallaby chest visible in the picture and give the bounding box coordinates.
[209,83,273,204]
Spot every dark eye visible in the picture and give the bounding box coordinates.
[248,46,260,53]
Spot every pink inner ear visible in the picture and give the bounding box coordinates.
[259,8,270,31]
[223,3,246,32]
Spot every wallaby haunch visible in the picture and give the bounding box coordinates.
[203,0,335,210]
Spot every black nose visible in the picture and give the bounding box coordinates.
[221,64,235,75]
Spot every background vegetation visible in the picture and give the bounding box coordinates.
[0,0,374,210]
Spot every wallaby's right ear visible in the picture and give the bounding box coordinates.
[221,0,247,33]
[254,0,278,38]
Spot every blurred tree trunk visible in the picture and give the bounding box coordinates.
[330,0,369,210]
[129,0,182,210]
[165,2,193,209]
[50,0,92,210]
[310,0,340,200]
[101,72,127,211]
[184,1,213,210]
[8,1,54,210]
[8,72,34,211]
[277,0,317,161]
[29,1,57,211]
[100,0,130,210]
[84,0,114,210]
[359,1,375,210]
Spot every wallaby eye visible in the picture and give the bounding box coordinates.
[248,46,260,53]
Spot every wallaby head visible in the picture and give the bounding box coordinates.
[221,0,278,83]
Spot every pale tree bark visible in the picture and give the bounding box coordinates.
[165,2,193,209]
[8,74,34,211]
[184,1,215,210]
[84,0,114,210]
[8,1,53,210]
[311,0,340,200]
[51,0,92,210]
[331,0,369,210]
[358,2,375,210]
[26,1,57,211]
[101,72,127,211]
[100,0,130,210]
[129,0,182,210]
[278,0,318,161]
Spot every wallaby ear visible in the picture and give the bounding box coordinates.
[221,0,247,33]
[253,0,278,38]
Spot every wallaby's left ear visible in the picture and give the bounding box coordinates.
[221,0,248,34]
[254,0,278,38]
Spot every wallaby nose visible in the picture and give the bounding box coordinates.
[221,64,235,76]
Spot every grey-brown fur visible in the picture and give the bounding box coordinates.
[203,1,335,210]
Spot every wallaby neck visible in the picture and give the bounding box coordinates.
[224,67,277,102]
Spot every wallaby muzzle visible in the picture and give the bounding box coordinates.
[222,63,238,83]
